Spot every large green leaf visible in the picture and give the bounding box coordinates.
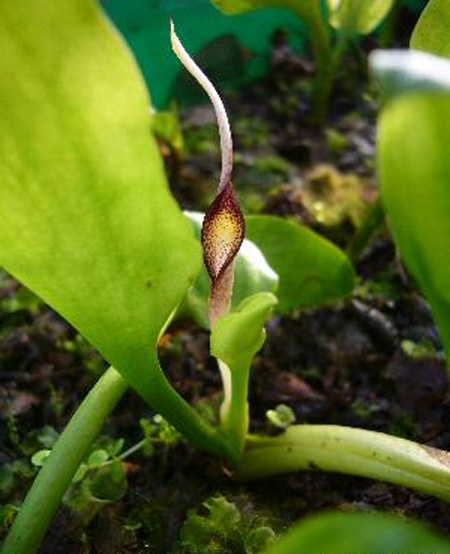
[263,511,450,554]
[0,1,201,398]
[411,0,450,58]
[245,215,355,313]
[327,0,394,34]
[374,51,450,359]
[378,92,450,358]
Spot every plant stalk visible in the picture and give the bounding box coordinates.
[219,359,250,457]
[286,0,332,125]
[254,0,332,124]
[144,356,238,462]
[1,366,128,554]
[236,425,450,502]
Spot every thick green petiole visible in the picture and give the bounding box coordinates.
[211,293,278,460]
[236,425,450,502]
[2,367,128,554]
[281,0,332,124]
[143,356,238,461]
[2,356,237,554]
[219,359,250,457]
[256,0,332,124]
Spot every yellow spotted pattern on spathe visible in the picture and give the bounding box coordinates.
[202,182,245,282]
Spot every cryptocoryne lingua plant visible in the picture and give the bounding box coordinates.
[2,3,450,554]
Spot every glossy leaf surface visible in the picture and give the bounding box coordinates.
[327,0,394,34]
[378,91,450,359]
[411,0,450,58]
[0,1,201,398]
[264,512,450,554]
[373,50,450,359]
[246,215,355,313]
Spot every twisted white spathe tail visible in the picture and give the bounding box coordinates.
[170,20,233,194]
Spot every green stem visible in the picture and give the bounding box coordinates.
[378,0,400,49]
[288,1,332,125]
[117,438,149,461]
[219,359,250,458]
[329,30,351,84]
[256,0,332,125]
[143,356,238,462]
[236,425,450,502]
[2,367,128,554]
[347,197,385,263]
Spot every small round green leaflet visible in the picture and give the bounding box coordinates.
[411,0,450,58]
[262,511,450,554]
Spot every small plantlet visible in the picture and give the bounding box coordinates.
[266,404,296,430]
[177,495,276,554]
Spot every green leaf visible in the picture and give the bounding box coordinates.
[87,461,127,502]
[378,89,450,360]
[211,292,277,369]
[327,0,394,34]
[211,0,320,18]
[0,1,201,399]
[211,0,259,14]
[246,215,355,313]
[87,449,109,468]
[370,49,450,99]
[263,511,450,554]
[112,438,125,457]
[266,404,296,429]
[411,0,450,58]
[182,212,278,329]
[31,450,51,468]
[72,463,89,484]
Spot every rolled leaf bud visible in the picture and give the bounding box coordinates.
[171,21,244,327]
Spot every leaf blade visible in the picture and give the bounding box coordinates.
[0,0,201,397]
[263,511,450,554]
[245,215,355,313]
[411,0,450,58]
